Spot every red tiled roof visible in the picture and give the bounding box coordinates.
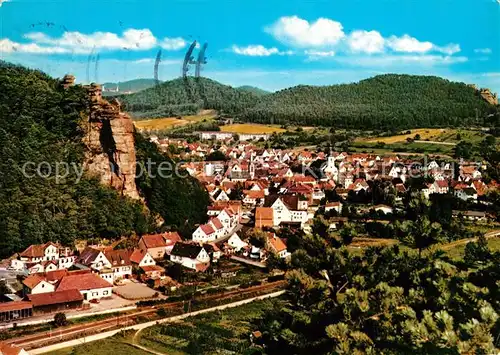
[57,273,111,292]
[164,232,182,245]
[0,301,32,312]
[28,289,83,307]
[244,190,265,199]
[211,218,224,230]
[195,262,210,272]
[0,342,25,355]
[200,224,215,235]
[141,265,165,273]
[129,249,147,264]
[255,207,274,228]
[436,180,449,188]
[140,234,167,249]
[23,274,45,289]
[20,242,58,258]
[105,250,131,266]
[45,269,69,282]
[267,235,287,253]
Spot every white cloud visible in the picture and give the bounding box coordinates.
[160,37,186,50]
[305,50,335,60]
[0,38,70,54]
[265,15,345,47]
[386,35,433,53]
[434,44,461,55]
[24,28,157,52]
[334,54,468,67]
[232,45,282,56]
[347,30,385,54]
[474,48,492,54]
[266,16,462,60]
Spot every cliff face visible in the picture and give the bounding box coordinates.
[72,78,140,200]
[479,88,498,106]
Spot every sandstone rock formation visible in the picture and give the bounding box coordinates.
[76,81,140,200]
[479,88,498,106]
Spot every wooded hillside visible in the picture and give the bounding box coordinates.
[119,77,261,118]
[243,74,497,129]
[0,62,208,257]
[122,74,498,130]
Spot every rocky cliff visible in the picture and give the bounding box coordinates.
[479,88,498,106]
[62,75,140,200]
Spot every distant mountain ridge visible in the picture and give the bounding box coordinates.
[237,85,270,96]
[118,77,261,118]
[119,74,498,129]
[102,78,159,94]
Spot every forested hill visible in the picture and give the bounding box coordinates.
[102,78,158,95]
[119,77,261,118]
[237,85,270,96]
[243,74,498,129]
[0,62,208,258]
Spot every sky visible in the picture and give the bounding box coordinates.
[1,0,499,92]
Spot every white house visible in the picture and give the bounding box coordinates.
[269,196,308,227]
[267,233,290,259]
[325,201,343,214]
[170,242,211,271]
[227,233,248,252]
[78,247,111,271]
[129,249,156,268]
[19,242,59,263]
[23,275,55,295]
[57,273,113,301]
[322,155,339,180]
[103,250,132,282]
[374,205,394,214]
[192,224,217,243]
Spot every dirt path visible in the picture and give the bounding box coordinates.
[440,230,500,251]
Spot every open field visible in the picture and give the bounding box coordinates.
[220,123,286,134]
[351,141,455,155]
[133,110,216,131]
[443,236,500,260]
[359,128,486,145]
[136,298,284,355]
[48,337,149,355]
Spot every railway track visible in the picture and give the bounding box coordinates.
[6,280,286,350]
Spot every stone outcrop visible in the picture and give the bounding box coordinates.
[479,88,498,106]
[76,80,140,200]
[469,84,498,105]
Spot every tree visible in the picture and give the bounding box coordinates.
[54,312,68,327]
[402,217,443,257]
[205,150,227,161]
[0,281,10,296]
[248,229,268,248]
[464,234,491,266]
[339,223,356,246]
[454,141,473,159]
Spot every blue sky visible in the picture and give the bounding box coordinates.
[1,0,499,92]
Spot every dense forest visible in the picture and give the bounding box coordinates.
[135,132,210,236]
[253,195,500,354]
[0,62,208,258]
[102,78,159,95]
[122,74,498,130]
[118,77,261,118]
[237,85,270,97]
[244,75,498,129]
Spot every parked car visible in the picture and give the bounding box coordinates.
[89,298,100,304]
